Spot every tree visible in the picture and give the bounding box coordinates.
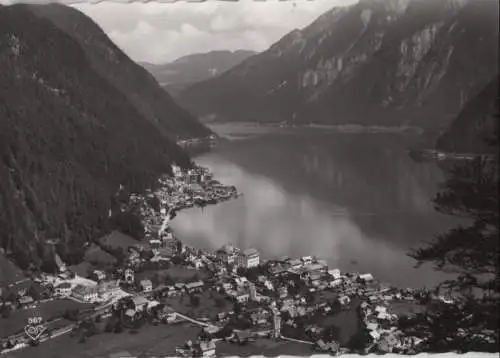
[190,295,200,307]
[333,298,343,312]
[346,321,373,352]
[408,121,499,351]
[322,325,341,343]
[151,273,160,288]
[410,154,499,296]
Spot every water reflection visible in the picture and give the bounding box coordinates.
[171,132,456,288]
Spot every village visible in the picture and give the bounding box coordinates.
[0,164,461,357]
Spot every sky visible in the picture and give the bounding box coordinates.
[70,0,358,64]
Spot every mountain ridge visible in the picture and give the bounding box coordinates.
[141,50,257,97]
[0,4,192,269]
[178,0,499,132]
[28,3,212,140]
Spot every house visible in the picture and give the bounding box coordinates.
[237,248,260,269]
[98,280,121,299]
[216,244,238,265]
[72,284,98,303]
[232,330,252,344]
[193,340,216,358]
[358,273,374,283]
[192,259,203,270]
[236,292,249,303]
[140,279,153,292]
[328,269,341,279]
[132,295,149,311]
[185,281,204,293]
[93,270,106,281]
[278,287,288,299]
[18,295,34,307]
[289,259,302,270]
[55,282,72,296]
[301,256,313,265]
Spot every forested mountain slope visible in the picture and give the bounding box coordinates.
[0,4,191,269]
[28,3,212,140]
[436,76,499,153]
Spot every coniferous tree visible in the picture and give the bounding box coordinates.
[408,113,499,351]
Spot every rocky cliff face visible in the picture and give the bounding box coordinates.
[436,76,499,153]
[28,4,211,140]
[141,50,257,97]
[179,0,499,132]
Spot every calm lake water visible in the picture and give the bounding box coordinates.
[172,125,457,289]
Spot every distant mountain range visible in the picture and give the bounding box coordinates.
[178,0,499,134]
[0,4,205,269]
[141,50,257,97]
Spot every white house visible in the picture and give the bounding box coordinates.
[216,244,238,265]
[237,248,260,269]
[358,273,374,282]
[140,279,153,292]
[328,269,341,279]
[55,282,72,296]
[93,270,106,281]
[72,284,98,303]
[301,256,313,265]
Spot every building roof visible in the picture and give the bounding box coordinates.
[55,282,71,289]
[185,281,204,289]
[19,296,34,303]
[140,279,152,286]
[72,284,97,295]
[132,295,149,307]
[242,248,259,257]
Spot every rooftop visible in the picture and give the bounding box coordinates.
[242,248,259,257]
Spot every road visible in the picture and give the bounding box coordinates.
[280,335,315,345]
[158,207,173,236]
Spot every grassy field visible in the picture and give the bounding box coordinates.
[84,244,117,266]
[9,322,200,358]
[164,289,233,320]
[136,265,209,283]
[0,254,25,286]
[0,299,89,337]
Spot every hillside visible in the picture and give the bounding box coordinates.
[436,76,499,153]
[27,3,212,140]
[179,0,499,132]
[0,4,192,269]
[141,50,256,97]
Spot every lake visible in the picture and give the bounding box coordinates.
[171,124,458,289]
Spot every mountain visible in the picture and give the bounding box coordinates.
[0,4,192,269]
[141,50,257,97]
[27,3,211,140]
[178,0,499,132]
[436,76,499,153]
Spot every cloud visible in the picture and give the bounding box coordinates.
[1,0,358,63]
